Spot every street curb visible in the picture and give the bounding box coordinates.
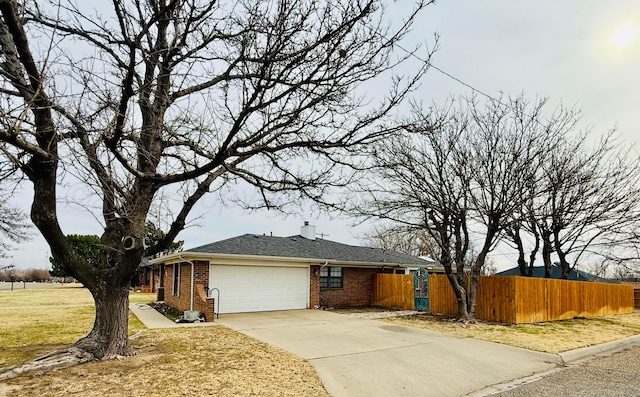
[465,335,640,396]
[557,334,640,364]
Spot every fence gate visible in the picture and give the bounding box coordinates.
[414,268,429,311]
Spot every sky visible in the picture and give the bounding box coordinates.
[2,1,639,271]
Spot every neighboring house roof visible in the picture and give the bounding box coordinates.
[137,257,152,268]
[155,233,435,268]
[495,265,600,281]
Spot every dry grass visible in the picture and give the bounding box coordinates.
[0,285,153,367]
[0,286,328,397]
[0,284,91,307]
[3,285,639,396]
[2,328,328,397]
[383,310,640,353]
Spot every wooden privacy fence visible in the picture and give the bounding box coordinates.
[429,274,635,324]
[372,274,415,310]
[635,288,640,308]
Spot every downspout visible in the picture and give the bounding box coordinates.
[179,255,195,312]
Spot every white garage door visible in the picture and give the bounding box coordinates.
[209,265,309,314]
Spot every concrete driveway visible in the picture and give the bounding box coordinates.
[216,310,562,397]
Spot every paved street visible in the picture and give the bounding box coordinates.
[0,281,71,291]
[494,346,640,397]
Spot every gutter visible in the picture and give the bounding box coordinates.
[178,255,195,312]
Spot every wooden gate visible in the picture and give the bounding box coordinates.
[414,268,429,311]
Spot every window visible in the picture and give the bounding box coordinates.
[397,268,419,275]
[320,266,343,288]
[172,263,180,296]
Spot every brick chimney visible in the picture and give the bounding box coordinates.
[300,221,316,240]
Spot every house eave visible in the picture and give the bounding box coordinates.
[150,251,431,269]
[151,252,337,266]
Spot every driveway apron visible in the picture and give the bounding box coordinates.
[216,310,561,397]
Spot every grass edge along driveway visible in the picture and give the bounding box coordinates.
[380,310,640,354]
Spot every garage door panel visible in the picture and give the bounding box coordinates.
[209,265,309,314]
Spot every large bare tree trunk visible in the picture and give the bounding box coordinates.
[75,284,134,359]
[553,229,572,279]
[527,220,540,277]
[0,284,135,380]
[441,239,472,321]
[445,273,471,322]
[509,227,528,276]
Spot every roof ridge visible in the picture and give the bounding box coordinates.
[182,233,435,266]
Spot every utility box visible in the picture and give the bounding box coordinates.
[183,310,200,322]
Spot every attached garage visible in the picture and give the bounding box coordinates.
[153,224,436,320]
[209,264,310,314]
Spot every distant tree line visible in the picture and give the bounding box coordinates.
[0,195,32,258]
[49,224,183,279]
[0,268,51,282]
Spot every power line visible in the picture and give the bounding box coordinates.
[429,64,497,103]
[362,17,543,118]
[392,39,512,108]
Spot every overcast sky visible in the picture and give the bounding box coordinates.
[3,1,639,270]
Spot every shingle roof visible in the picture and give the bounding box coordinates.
[495,265,598,281]
[186,234,433,266]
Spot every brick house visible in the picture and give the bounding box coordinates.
[151,223,436,321]
[135,258,161,293]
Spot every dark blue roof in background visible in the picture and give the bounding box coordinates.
[495,265,599,281]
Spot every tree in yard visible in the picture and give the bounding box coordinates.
[0,195,31,258]
[355,101,475,320]
[503,168,541,278]
[463,96,573,316]
[0,0,432,368]
[355,95,581,320]
[530,132,640,279]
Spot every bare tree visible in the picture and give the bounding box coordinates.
[361,223,441,259]
[0,195,31,257]
[532,132,640,279]
[464,96,574,315]
[0,0,432,367]
[355,101,474,320]
[355,95,581,320]
[504,173,541,277]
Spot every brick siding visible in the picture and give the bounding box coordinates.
[319,267,381,307]
[160,261,387,313]
[161,261,215,321]
[310,265,320,308]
